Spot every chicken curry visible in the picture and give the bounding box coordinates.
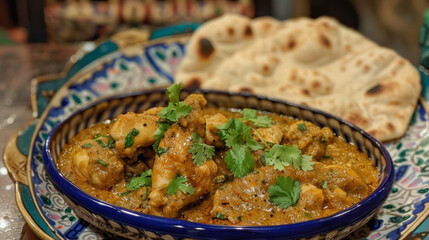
[57,83,378,226]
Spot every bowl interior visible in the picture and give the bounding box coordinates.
[44,89,394,239]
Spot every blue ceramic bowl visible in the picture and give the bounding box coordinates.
[44,89,394,240]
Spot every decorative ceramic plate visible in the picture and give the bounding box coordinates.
[4,27,429,240]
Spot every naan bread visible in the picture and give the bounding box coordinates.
[176,14,281,87]
[176,15,421,141]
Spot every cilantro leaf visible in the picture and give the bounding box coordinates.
[217,118,263,151]
[155,146,170,156]
[241,108,273,128]
[189,132,215,166]
[167,175,195,196]
[265,144,314,171]
[215,212,225,220]
[157,83,192,122]
[125,128,140,148]
[298,123,307,131]
[95,139,106,148]
[108,137,115,148]
[320,180,328,189]
[153,83,192,152]
[81,143,93,149]
[265,144,292,170]
[224,146,255,178]
[268,176,301,209]
[94,134,109,139]
[157,102,192,122]
[293,154,314,171]
[153,122,172,150]
[166,82,183,105]
[96,159,108,167]
[126,169,152,191]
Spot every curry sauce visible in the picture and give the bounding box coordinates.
[57,92,378,226]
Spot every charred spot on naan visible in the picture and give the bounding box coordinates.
[363,65,371,73]
[365,84,386,96]
[387,122,395,132]
[281,37,296,52]
[320,21,335,32]
[346,112,369,127]
[239,87,254,94]
[301,88,311,96]
[243,25,253,37]
[227,27,235,37]
[311,80,321,91]
[319,34,332,49]
[344,45,352,52]
[185,78,202,88]
[198,38,215,60]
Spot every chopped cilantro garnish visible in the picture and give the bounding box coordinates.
[217,118,263,151]
[215,212,225,220]
[155,146,170,156]
[322,155,330,159]
[268,176,301,209]
[157,83,192,122]
[321,137,326,143]
[142,186,150,201]
[126,169,152,191]
[237,216,242,221]
[297,123,307,131]
[95,139,106,148]
[264,144,314,171]
[304,212,312,218]
[153,122,172,150]
[293,154,314,171]
[153,83,192,152]
[260,153,267,166]
[241,108,273,128]
[320,180,328,189]
[94,134,109,139]
[224,146,255,178]
[189,132,215,166]
[216,117,263,177]
[167,175,195,196]
[108,137,115,148]
[120,191,131,196]
[96,159,108,167]
[81,143,92,149]
[157,101,192,122]
[125,128,140,148]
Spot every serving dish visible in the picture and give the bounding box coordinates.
[43,88,394,239]
[3,27,429,239]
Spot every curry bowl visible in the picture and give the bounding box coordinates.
[44,88,394,240]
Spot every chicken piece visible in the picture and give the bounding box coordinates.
[297,184,324,212]
[254,124,284,144]
[325,188,358,210]
[205,113,228,148]
[323,164,367,194]
[148,94,218,218]
[285,120,334,159]
[71,139,124,189]
[211,166,285,225]
[110,109,159,158]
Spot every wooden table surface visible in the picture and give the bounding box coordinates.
[0,43,79,240]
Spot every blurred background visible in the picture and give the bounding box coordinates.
[0,0,427,64]
[0,1,428,239]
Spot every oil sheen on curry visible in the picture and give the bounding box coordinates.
[57,84,378,226]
